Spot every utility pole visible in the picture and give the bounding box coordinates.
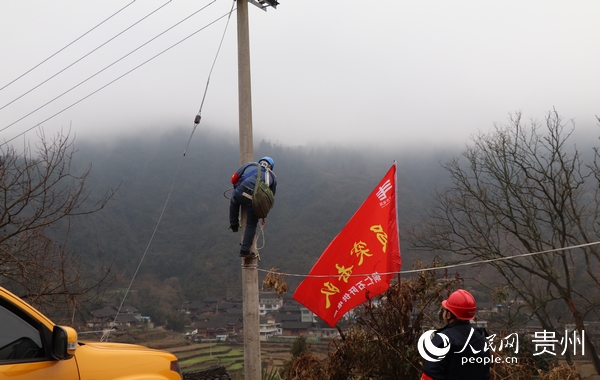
[237,1,279,378]
[237,0,259,379]
[237,0,253,164]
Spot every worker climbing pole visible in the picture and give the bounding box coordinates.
[229,157,277,258]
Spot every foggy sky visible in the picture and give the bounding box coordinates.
[1,0,599,149]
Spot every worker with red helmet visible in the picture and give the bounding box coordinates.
[421,289,490,380]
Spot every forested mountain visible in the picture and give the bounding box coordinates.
[19,117,599,373]
[65,129,454,307]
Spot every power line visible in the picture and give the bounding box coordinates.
[0,0,173,112]
[0,0,136,92]
[184,0,236,156]
[1,5,231,146]
[0,0,214,134]
[257,241,600,279]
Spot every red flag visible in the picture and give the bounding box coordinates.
[293,163,401,327]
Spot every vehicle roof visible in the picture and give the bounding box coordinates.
[0,286,55,330]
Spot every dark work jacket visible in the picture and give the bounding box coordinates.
[231,162,277,195]
[422,321,490,380]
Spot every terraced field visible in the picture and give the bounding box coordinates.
[125,330,332,377]
[170,341,330,376]
[172,343,245,374]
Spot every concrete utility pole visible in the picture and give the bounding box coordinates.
[237,0,253,164]
[237,1,278,377]
[237,0,260,379]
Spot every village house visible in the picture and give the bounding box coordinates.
[88,305,144,330]
[280,321,315,337]
[259,292,283,316]
[259,316,281,341]
[193,316,242,340]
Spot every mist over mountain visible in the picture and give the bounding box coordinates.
[66,129,456,303]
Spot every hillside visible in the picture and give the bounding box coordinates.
[64,129,454,312]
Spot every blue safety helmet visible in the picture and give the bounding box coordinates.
[259,156,274,170]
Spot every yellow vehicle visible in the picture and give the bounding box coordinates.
[0,286,182,379]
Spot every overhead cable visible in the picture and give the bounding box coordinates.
[0,0,136,92]
[257,241,600,279]
[0,0,173,112]
[1,4,231,146]
[1,0,213,134]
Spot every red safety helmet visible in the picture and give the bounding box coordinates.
[442,289,477,321]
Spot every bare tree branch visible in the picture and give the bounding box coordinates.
[1,128,117,320]
[408,110,600,374]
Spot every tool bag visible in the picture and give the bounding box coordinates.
[252,164,275,218]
